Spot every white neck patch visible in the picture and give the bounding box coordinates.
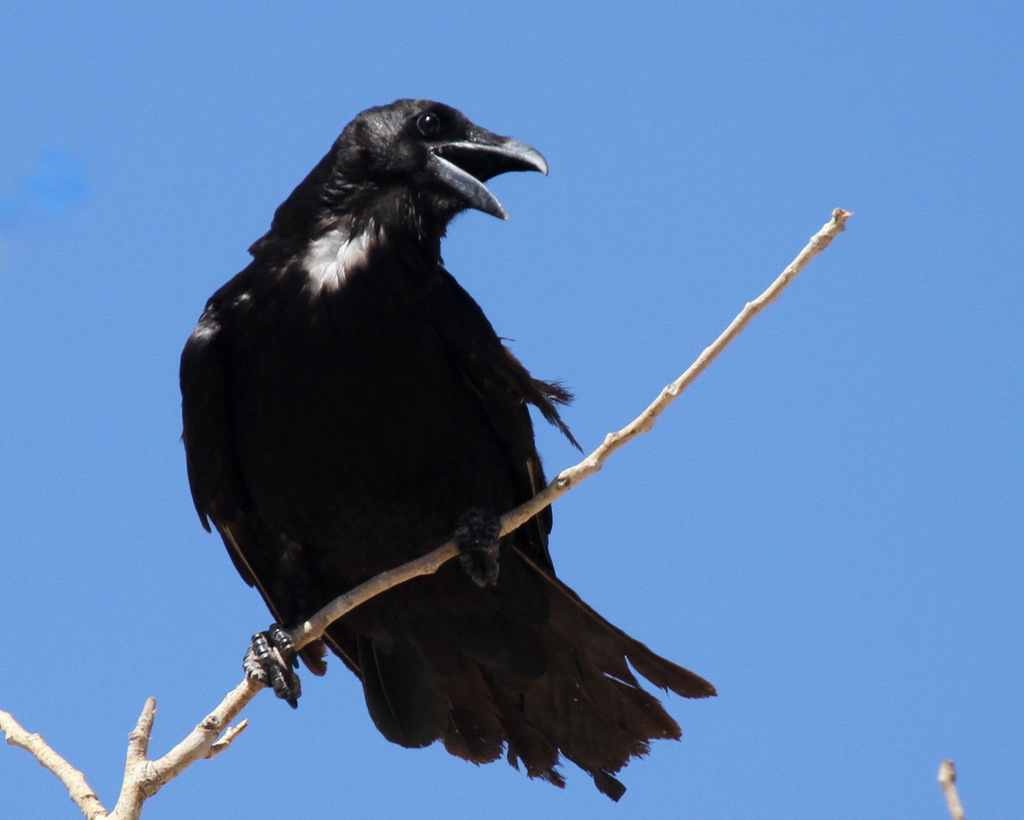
[301,226,379,294]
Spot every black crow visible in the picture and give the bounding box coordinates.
[180,99,714,800]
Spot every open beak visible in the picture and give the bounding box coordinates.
[426,128,548,220]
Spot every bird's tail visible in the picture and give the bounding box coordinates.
[350,547,714,800]
[489,549,715,799]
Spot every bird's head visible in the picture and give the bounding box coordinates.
[330,99,548,223]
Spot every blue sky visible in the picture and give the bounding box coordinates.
[2,2,1021,818]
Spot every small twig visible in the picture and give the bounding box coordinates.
[0,709,108,819]
[938,759,965,820]
[2,208,850,817]
[296,208,851,649]
[208,719,249,758]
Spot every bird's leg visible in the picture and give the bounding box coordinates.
[243,623,302,707]
[454,507,502,587]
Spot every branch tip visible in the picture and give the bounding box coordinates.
[937,759,965,820]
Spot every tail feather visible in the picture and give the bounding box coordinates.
[440,661,505,763]
[591,769,627,801]
[517,545,717,700]
[357,635,448,748]
[489,679,561,780]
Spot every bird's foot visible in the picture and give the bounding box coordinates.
[243,624,302,708]
[454,507,502,587]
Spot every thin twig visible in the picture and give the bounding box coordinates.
[208,719,249,758]
[2,208,850,817]
[938,759,965,820]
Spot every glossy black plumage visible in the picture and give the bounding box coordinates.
[180,99,714,799]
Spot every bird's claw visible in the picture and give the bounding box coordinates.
[244,624,302,707]
[454,507,502,587]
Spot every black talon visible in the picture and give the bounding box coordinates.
[454,507,502,587]
[243,623,302,707]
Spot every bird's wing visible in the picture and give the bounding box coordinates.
[180,301,245,537]
[426,268,576,572]
[179,291,335,675]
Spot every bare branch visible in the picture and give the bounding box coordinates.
[0,709,108,819]
[2,208,850,817]
[938,759,965,820]
[102,680,262,820]
[295,208,852,649]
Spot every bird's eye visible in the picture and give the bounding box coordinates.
[416,112,441,138]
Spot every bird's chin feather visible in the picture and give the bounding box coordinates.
[300,226,380,294]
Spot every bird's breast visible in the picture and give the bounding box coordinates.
[226,277,513,565]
